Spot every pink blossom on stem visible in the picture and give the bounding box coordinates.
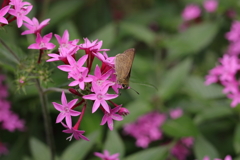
[28,33,56,50]
[52,91,81,128]
[57,55,88,78]
[94,150,119,160]
[118,107,130,116]
[182,4,201,21]
[79,38,109,53]
[69,69,92,90]
[83,84,118,113]
[203,0,218,13]
[8,2,32,28]
[170,108,183,119]
[61,123,89,141]
[100,105,123,130]
[225,21,240,42]
[0,5,10,24]
[21,17,50,35]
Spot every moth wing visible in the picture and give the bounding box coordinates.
[115,53,128,80]
[117,48,135,79]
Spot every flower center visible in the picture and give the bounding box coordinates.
[63,106,69,113]
[40,42,45,48]
[97,93,104,100]
[96,79,103,86]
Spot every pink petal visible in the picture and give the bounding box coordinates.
[94,152,105,158]
[83,94,96,100]
[69,110,81,116]
[100,114,108,125]
[69,81,79,87]
[107,118,113,130]
[52,102,63,111]
[28,43,39,49]
[92,100,100,113]
[77,54,88,67]
[0,18,8,24]
[62,30,69,43]
[0,5,10,17]
[61,91,68,106]
[104,94,118,100]
[56,113,65,123]
[100,100,110,113]
[111,114,123,121]
[66,115,72,128]
[68,99,78,108]
[57,65,72,72]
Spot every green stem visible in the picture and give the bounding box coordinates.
[0,38,20,64]
[35,79,55,160]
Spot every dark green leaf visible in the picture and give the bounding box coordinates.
[193,135,219,159]
[123,146,168,160]
[158,58,192,101]
[104,130,125,158]
[162,116,199,138]
[163,22,219,59]
[185,76,224,99]
[234,124,240,154]
[29,137,51,160]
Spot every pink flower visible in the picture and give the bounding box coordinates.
[21,17,50,35]
[79,38,109,53]
[61,123,89,141]
[57,55,88,79]
[118,107,130,116]
[182,4,201,21]
[52,91,81,128]
[0,142,8,156]
[170,108,183,119]
[83,84,118,113]
[0,5,10,24]
[89,65,113,89]
[123,112,166,148]
[227,92,240,107]
[8,2,32,28]
[28,33,56,50]
[94,150,119,160]
[69,69,92,90]
[100,105,123,130]
[203,0,218,13]
[95,52,115,67]
[225,21,240,42]
[170,137,194,160]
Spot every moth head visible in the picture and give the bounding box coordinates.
[121,83,129,89]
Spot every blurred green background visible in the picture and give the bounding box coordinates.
[1,0,240,160]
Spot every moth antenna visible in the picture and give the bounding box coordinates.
[130,87,139,95]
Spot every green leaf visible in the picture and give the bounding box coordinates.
[61,131,99,160]
[234,124,240,154]
[120,22,155,46]
[104,130,125,158]
[163,22,219,60]
[29,137,51,160]
[193,135,219,159]
[115,100,152,129]
[123,146,168,160]
[162,116,199,138]
[194,105,233,124]
[46,0,83,30]
[158,58,192,101]
[184,76,224,99]
[89,23,115,49]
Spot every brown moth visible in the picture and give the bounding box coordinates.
[115,48,135,89]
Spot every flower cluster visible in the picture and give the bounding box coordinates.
[94,150,119,160]
[123,111,166,148]
[205,21,240,107]
[48,33,131,140]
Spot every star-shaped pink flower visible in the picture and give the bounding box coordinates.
[69,69,92,90]
[100,105,123,130]
[0,5,10,24]
[79,38,109,53]
[52,91,81,128]
[83,84,118,113]
[21,17,50,35]
[61,123,89,141]
[94,150,119,160]
[28,33,56,50]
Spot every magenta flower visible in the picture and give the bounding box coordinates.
[83,84,118,113]
[8,2,32,28]
[52,91,81,128]
[100,105,123,130]
[55,30,79,52]
[94,150,119,160]
[227,92,240,107]
[89,65,113,89]
[47,47,78,63]
[181,4,201,21]
[57,55,88,78]
[225,21,240,42]
[69,69,92,90]
[169,108,183,119]
[123,112,166,148]
[95,52,115,67]
[79,38,109,53]
[118,107,130,116]
[28,33,56,50]
[203,0,218,13]
[0,5,10,24]
[61,123,89,141]
[21,17,50,35]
